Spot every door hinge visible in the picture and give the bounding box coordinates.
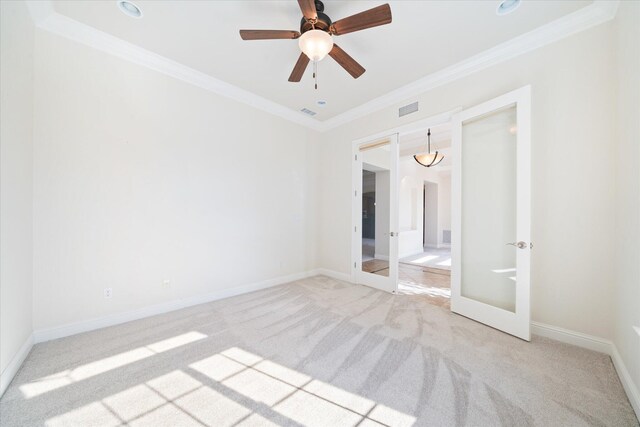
[354,154,358,161]
[354,226,357,232]
[354,190,357,197]
[354,262,357,268]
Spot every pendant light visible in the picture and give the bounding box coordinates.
[414,129,444,167]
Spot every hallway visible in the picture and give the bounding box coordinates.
[399,247,451,270]
[397,263,451,309]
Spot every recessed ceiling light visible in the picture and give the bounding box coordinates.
[496,0,521,16]
[316,100,327,107]
[117,0,143,19]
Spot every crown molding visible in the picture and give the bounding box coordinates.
[26,1,619,133]
[319,0,620,131]
[25,2,324,132]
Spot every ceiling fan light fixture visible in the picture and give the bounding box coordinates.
[298,29,333,62]
[239,2,392,85]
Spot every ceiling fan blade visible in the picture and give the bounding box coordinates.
[331,4,392,36]
[297,0,317,21]
[329,44,365,79]
[288,53,310,82]
[239,30,301,40]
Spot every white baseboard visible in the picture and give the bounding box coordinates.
[531,321,613,354]
[33,270,315,343]
[611,345,640,418]
[531,321,639,419]
[311,268,353,283]
[373,254,389,261]
[0,333,34,398]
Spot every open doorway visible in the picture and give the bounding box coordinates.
[351,88,531,338]
[397,123,452,308]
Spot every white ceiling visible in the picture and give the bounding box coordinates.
[52,0,593,121]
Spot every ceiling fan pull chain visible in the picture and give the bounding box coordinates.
[314,60,318,90]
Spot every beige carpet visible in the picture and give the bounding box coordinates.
[1,276,637,426]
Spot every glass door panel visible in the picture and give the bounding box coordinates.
[361,159,390,277]
[461,106,517,311]
[353,135,398,293]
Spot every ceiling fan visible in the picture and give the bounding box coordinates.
[239,0,392,87]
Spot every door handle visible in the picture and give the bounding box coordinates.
[506,241,528,249]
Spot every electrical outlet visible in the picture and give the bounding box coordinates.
[104,288,112,299]
[162,280,171,288]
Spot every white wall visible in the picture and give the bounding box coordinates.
[424,182,438,247]
[613,0,640,409]
[318,22,617,339]
[398,156,451,257]
[398,174,419,232]
[398,172,421,257]
[0,0,34,386]
[438,173,451,246]
[31,29,319,332]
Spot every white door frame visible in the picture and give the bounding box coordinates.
[450,85,532,340]
[350,109,460,290]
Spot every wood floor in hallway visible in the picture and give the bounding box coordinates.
[360,260,451,309]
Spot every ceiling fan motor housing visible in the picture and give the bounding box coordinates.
[300,1,332,34]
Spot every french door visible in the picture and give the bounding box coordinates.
[352,134,399,293]
[451,86,532,340]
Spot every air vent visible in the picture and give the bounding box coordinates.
[300,108,317,116]
[399,101,418,117]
